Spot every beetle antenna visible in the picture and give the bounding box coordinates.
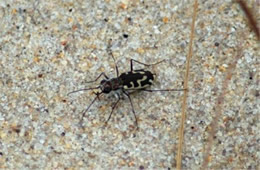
[67,86,100,96]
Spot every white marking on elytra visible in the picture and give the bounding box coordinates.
[133,70,145,74]
[129,82,134,88]
[134,75,147,89]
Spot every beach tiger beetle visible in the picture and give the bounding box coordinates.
[68,42,185,127]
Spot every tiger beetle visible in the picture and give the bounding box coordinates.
[68,42,185,127]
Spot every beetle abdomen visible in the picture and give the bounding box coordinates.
[119,69,154,90]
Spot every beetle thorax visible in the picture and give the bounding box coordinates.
[100,78,122,93]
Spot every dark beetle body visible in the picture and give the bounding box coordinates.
[100,69,154,94]
[120,69,154,90]
[68,56,184,127]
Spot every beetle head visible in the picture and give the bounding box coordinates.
[100,79,112,93]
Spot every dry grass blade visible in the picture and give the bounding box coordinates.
[201,38,244,169]
[175,0,198,169]
[236,0,260,40]
[201,1,258,168]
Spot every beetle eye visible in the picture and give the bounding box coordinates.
[103,86,111,93]
[101,79,106,84]
[100,81,111,93]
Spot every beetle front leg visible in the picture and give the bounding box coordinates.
[106,93,121,124]
[86,72,109,83]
